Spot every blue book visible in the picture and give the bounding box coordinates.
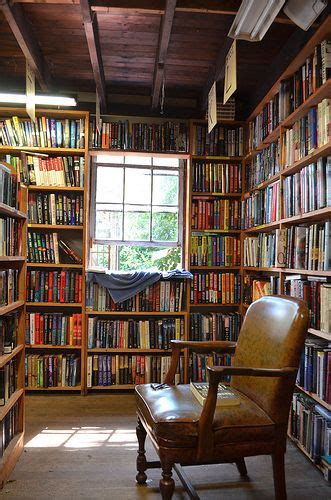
[56,121,62,147]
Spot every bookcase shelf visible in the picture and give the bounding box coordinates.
[0,432,24,489]
[281,143,331,176]
[243,267,282,273]
[88,385,135,391]
[26,345,82,350]
[0,202,27,220]
[27,224,84,230]
[28,186,85,193]
[26,386,82,391]
[195,229,241,234]
[85,310,186,316]
[0,257,25,264]
[90,149,189,160]
[281,207,331,225]
[296,385,331,411]
[190,303,241,307]
[191,155,243,161]
[288,434,328,479]
[87,348,174,354]
[243,221,280,233]
[191,192,242,198]
[307,328,330,341]
[0,345,24,369]
[0,146,85,155]
[243,171,280,197]
[282,269,330,277]
[190,266,241,270]
[26,302,82,307]
[248,124,281,155]
[27,263,83,269]
[0,301,24,316]
[0,390,24,422]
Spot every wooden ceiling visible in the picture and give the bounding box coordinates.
[0,0,327,118]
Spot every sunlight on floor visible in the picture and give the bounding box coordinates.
[25,427,137,449]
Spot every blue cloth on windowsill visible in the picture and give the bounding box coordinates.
[86,269,193,303]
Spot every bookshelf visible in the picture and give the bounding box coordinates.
[242,16,331,480]
[0,107,89,394]
[0,162,27,487]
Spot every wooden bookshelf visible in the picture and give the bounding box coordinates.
[26,386,82,391]
[28,186,85,192]
[27,263,83,269]
[0,301,24,316]
[308,328,330,341]
[295,386,331,412]
[28,224,84,230]
[26,345,82,350]
[88,385,135,390]
[0,345,24,369]
[85,310,187,316]
[26,302,82,307]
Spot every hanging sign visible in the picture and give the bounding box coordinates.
[224,40,237,104]
[26,61,36,122]
[208,81,217,134]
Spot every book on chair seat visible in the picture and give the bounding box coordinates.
[190,382,241,407]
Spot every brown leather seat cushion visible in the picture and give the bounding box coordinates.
[135,384,276,448]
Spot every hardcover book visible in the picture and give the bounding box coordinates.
[190,381,241,407]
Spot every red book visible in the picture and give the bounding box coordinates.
[60,271,66,302]
[48,272,53,302]
[326,352,331,404]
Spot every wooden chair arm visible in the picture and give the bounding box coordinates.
[164,340,237,385]
[196,365,297,460]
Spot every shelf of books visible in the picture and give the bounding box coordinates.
[0,108,89,395]
[187,119,244,383]
[242,18,331,480]
[0,160,27,486]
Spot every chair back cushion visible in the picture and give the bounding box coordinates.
[230,295,308,424]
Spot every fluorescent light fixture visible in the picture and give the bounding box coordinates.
[228,0,286,42]
[0,93,76,106]
[283,0,327,31]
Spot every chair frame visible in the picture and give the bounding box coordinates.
[136,340,298,500]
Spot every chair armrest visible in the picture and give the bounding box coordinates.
[164,340,237,385]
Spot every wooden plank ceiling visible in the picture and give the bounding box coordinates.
[0,0,323,118]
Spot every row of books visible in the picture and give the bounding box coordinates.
[297,338,331,404]
[0,217,22,257]
[27,231,82,264]
[0,359,16,407]
[190,352,231,383]
[243,276,280,305]
[190,234,241,267]
[26,270,83,303]
[0,404,19,458]
[289,394,330,467]
[248,93,280,151]
[284,276,330,332]
[283,100,330,166]
[243,232,278,268]
[89,119,188,152]
[241,182,280,229]
[283,157,330,218]
[85,280,185,312]
[285,222,330,271]
[9,154,85,188]
[279,39,330,119]
[0,162,18,208]
[87,317,184,350]
[245,141,280,191]
[190,312,241,342]
[191,199,241,230]
[25,354,80,388]
[87,354,184,387]
[0,269,19,306]
[190,272,241,304]
[0,312,18,355]
[25,313,83,346]
[192,125,244,157]
[28,192,84,226]
[0,116,85,149]
[192,161,242,193]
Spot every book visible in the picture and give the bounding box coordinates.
[245,140,280,191]
[241,181,280,229]
[191,199,241,230]
[0,216,22,257]
[26,270,82,303]
[190,382,240,407]
[190,272,241,305]
[28,192,84,226]
[190,312,241,342]
[190,234,241,267]
[192,124,244,156]
[192,160,242,193]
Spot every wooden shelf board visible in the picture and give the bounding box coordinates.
[281,143,331,176]
[0,432,24,487]
[89,149,189,159]
[282,80,331,128]
[288,434,327,477]
[192,192,242,198]
[0,202,27,220]
[26,344,82,350]
[191,155,243,161]
[25,386,81,391]
[28,224,83,230]
[0,345,24,368]
[248,125,281,155]
[0,256,25,263]
[190,266,241,270]
[243,172,281,197]
[296,385,331,411]
[0,301,24,316]
[190,303,240,307]
[192,229,241,234]
[243,221,280,233]
[282,269,330,277]
[281,207,331,225]
[88,385,135,390]
[28,185,84,192]
[27,263,83,269]
[243,267,282,273]
[0,389,24,421]
[26,302,82,307]
[85,310,186,316]
[88,348,174,353]
[0,146,85,154]
[308,328,330,341]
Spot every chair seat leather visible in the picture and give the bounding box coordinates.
[135,384,276,449]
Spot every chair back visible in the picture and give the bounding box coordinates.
[231,295,308,424]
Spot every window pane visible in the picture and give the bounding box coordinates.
[152,207,178,242]
[153,171,179,206]
[125,168,151,204]
[96,155,124,164]
[97,166,123,203]
[118,245,181,271]
[96,204,122,240]
[125,156,151,165]
[124,206,150,241]
[153,157,179,167]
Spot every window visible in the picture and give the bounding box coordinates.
[90,155,184,271]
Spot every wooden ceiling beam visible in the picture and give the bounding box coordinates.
[80,0,107,111]
[151,0,176,110]
[0,0,51,90]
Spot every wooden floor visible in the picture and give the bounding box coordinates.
[1,394,330,499]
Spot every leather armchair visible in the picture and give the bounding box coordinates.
[135,295,309,499]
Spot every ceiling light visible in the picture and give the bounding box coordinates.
[228,0,286,42]
[283,0,327,31]
[0,93,76,106]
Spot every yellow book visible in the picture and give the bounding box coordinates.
[190,382,241,407]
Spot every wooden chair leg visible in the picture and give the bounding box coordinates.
[160,462,175,500]
[272,452,287,500]
[235,458,248,477]
[136,418,147,485]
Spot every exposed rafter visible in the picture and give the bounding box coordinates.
[0,0,50,90]
[151,0,176,110]
[80,0,107,111]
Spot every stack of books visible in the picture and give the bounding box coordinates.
[190,272,241,304]
[191,199,241,230]
[25,353,80,388]
[190,312,241,342]
[25,312,82,346]
[26,270,82,303]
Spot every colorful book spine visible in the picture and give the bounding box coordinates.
[25,312,82,346]
[0,269,19,306]
[190,312,241,342]
[191,199,241,230]
[190,272,241,304]
[190,352,232,383]
[0,163,18,208]
[297,338,331,404]
[243,275,280,305]
[241,181,280,228]
[190,234,241,266]
[0,312,18,355]
[28,192,84,225]
[192,124,244,156]
[26,270,82,303]
[192,161,242,193]
[0,403,19,458]
[284,222,330,271]
[248,93,279,150]
[0,359,17,406]
[25,353,80,388]
[245,140,280,191]
[0,217,22,257]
